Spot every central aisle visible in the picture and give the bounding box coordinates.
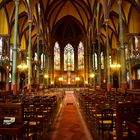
[49,91,93,140]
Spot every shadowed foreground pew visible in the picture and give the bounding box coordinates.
[0,103,28,140]
[116,102,140,140]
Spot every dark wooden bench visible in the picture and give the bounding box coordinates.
[116,102,140,140]
[0,103,23,122]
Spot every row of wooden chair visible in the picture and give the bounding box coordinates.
[0,90,64,140]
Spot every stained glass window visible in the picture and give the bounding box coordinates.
[137,69,140,80]
[64,43,74,71]
[10,45,13,61]
[101,52,104,69]
[95,53,97,70]
[41,53,45,70]
[54,42,60,70]
[78,42,84,70]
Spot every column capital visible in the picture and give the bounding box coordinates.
[118,0,122,4]
[37,34,40,38]
[104,18,109,24]
[97,33,101,37]
[14,0,20,3]
[28,20,33,23]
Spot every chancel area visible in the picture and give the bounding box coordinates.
[0,0,140,140]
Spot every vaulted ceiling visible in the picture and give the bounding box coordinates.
[0,0,140,51]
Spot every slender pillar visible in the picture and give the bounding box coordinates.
[128,39,132,89]
[97,34,101,89]
[89,49,93,86]
[104,54,107,84]
[105,21,111,91]
[6,37,10,91]
[45,48,48,88]
[42,43,45,85]
[28,20,32,92]
[74,45,78,74]
[11,0,19,94]
[118,0,126,91]
[93,42,96,89]
[17,45,20,91]
[47,52,50,86]
[117,42,121,88]
[36,35,40,86]
[85,39,89,85]
[50,50,54,85]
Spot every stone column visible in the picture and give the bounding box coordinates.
[27,20,32,92]
[128,38,132,89]
[93,42,96,89]
[36,35,40,86]
[44,46,48,87]
[17,44,20,91]
[74,44,78,74]
[42,43,45,85]
[84,39,89,86]
[118,0,126,91]
[6,37,10,91]
[97,34,101,89]
[11,0,19,94]
[105,21,111,91]
[89,47,92,86]
[117,42,121,88]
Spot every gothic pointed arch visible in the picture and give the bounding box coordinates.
[64,43,74,71]
[54,41,60,70]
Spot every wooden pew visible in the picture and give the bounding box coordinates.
[0,103,27,140]
[116,102,140,140]
[0,103,23,122]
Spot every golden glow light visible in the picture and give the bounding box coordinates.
[90,73,95,78]
[17,63,28,71]
[59,77,63,81]
[51,81,54,84]
[44,74,48,78]
[75,77,80,81]
[110,63,121,68]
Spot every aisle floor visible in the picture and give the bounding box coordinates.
[48,91,93,140]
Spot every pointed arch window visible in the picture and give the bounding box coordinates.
[101,52,104,69]
[64,43,74,71]
[41,53,45,70]
[94,53,98,70]
[54,42,60,70]
[78,42,84,70]
[137,69,140,80]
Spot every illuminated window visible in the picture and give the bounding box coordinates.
[34,52,38,70]
[101,52,104,69]
[54,42,60,70]
[78,42,84,70]
[95,53,97,70]
[10,45,13,61]
[9,73,11,82]
[135,36,138,51]
[137,69,140,80]
[64,43,74,71]
[109,55,112,66]
[34,52,38,61]
[125,47,128,60]
[41,53,45,70]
